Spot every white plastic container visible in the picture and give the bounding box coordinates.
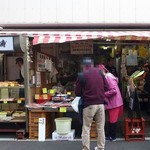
[55,117,72,134]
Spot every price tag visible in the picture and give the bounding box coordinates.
[67,92,71,95]
[50,89,55,94]
[35,94,40,99]
[17,100,22,103]
[10,83,15,86]
[43,94,48,99]
[59,107,67,113]
[42,88,47,94]
[3,100,7,104]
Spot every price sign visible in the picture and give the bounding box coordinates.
[43,94,48,99]
[59,107,67,113]
[42,88,47,94]
[67,92,71,95]
[35,94,40,99]
[3,100,7,104]
[17,100,22,103]
[49,89,55,95]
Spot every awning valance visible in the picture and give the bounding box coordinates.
[1,31,150,45]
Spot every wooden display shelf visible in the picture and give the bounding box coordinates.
[0,116,25,123]
[0,119,26,133]
[0,85,24,89]
[29,110,54,139]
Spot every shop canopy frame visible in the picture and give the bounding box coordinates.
[1,30,150,45]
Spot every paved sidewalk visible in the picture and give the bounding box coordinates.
[0,139,150,150]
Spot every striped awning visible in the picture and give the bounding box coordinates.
[1,31,150,45]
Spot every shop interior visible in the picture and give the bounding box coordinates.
[0,37,150,139]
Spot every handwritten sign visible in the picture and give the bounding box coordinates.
[17,100,22,103]
[70,40,93,54]
[37,52,50,72]
[59,107,67,113]
[3,100,7,104]
[42,88,47,94]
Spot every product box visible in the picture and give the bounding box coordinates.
[0,88,9,99]
[52,129,75,141]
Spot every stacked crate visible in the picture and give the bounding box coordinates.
[124,117,145,141]
[29,111,53,139]
[90,121,97,139]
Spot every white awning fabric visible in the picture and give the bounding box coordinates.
[1,31,150,45]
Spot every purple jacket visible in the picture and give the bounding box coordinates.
[104,73,123,110]
[75,68,108,108]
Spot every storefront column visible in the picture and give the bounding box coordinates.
[149,44,150,64]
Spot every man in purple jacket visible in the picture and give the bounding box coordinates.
[75,57,108,150]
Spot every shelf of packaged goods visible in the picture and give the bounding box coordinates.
[0,119,25,123]
[0,116,26,132]
[0,85,24,89]
[0,99,25,103]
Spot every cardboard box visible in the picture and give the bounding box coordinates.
[52,129,75,141]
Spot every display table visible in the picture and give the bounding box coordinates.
[28,106,74,139]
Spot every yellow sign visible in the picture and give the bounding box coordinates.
[49,89,55,94]
[67,92,71,95]
[138,46,148,58]
[35,94,40,99]
[59,107,67,113]
[3,100,7,104]
[43,94,48,99]
[42,88,47,94]
[17,100,22,103]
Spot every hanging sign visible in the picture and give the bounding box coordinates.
[0,37,13,51]
[70,40,93,54]
[36,71,41,87]
[37,52,50,72]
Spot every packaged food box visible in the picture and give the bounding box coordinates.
[52,129,75,141]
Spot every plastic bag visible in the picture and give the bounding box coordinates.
[71,97,81,113]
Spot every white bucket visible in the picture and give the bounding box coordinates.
[55,117,72,134]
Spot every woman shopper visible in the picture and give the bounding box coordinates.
[97,64,123,141]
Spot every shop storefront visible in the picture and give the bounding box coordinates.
[0,30,150,140]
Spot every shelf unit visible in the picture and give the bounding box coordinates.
[29,110,53,139]
[0,85,26,132]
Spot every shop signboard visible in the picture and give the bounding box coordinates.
[37,52,50,72]
[0,37,13,51]
[70,40,93,54]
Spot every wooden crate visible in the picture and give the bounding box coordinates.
[29,111,54,139]
[124,118,145,141]
[29,124,38,139]
[90,121,97,139]
[29,111,47,124]
[29,124,51,139]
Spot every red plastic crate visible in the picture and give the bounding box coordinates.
[124,117,145,141]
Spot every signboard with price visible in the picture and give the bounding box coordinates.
[70,40,93,54]
[37,52,50,72]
